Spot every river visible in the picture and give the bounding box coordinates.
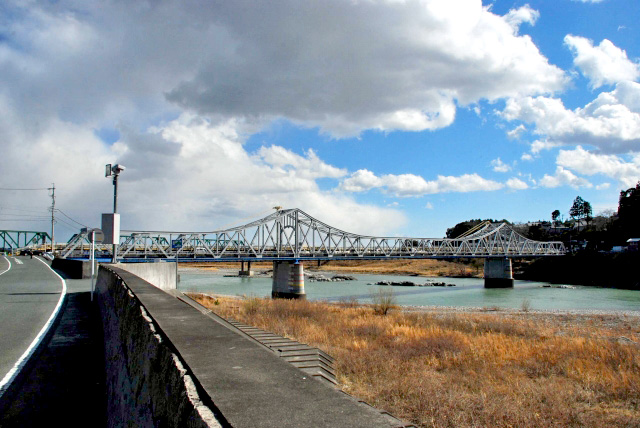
[178,268,640,312]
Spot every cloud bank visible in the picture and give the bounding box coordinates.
[0,0,596,236]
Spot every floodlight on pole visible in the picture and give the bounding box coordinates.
[105,163,125,263]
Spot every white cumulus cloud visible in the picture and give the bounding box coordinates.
[506,177,529,190]
[341,170,504,197]
[501,37,640,154]
[502,81,640,153]
[539,166,592,189]
[556,146,640,188]
[491,158,512,172]
[504,5,540,29]
[565,35,640,88]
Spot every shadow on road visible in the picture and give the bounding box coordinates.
[0,291,106,427]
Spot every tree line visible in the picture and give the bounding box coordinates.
[447,182,640,252]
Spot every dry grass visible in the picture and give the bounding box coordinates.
[371,288,397,315]
[179,259,482,277]
[178,261,273,271]
[191,294,640,428]
[312,259,482,277]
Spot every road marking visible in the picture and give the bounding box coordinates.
[0,257,67,398]
[0,255,11,276]
[12,257,23,265]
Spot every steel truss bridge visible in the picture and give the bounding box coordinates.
[59,208,565,261]
[1,230,50,250]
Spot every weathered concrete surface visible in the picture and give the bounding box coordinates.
[272,261,306,299]
[114,261,177,290]
[103,266,397,428]
[95,267,222,427]
[484,257,514,288]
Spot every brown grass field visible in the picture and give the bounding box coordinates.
[179,258,482,277]
[190,294,640,428]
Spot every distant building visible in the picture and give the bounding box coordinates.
[573,219,588,229]
[549,225,570,234]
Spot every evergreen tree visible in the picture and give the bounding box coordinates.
[570,196,586,221]
[618,182,640,237]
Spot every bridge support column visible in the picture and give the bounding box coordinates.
[484,258,514,288]
[272,261,306,299]
[239,261,253,277]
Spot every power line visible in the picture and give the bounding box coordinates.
[0,187,50,191]
[0,214,50,220]
[55,216,81,230]
[55,209,88,228]
[0,207,49,214]
[0,219,50,222]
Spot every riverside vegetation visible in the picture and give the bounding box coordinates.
[191,293,640,428]
[180,258,482,278]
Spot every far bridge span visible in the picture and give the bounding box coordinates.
[60,208,565,293]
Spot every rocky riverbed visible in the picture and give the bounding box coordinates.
[372,279,456,287]
[306,273,357,282]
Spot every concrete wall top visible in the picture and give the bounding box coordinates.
[113,261,177,291]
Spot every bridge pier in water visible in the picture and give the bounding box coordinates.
[239,260,253,277]
[483,257,514,288]
[272,261,306,299]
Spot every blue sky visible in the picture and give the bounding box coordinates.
[1,0,639,240]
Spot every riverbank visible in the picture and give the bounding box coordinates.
[179,253,640,290]
[179,258,482,277]
[190,294,640,428]
[514,252,640,289]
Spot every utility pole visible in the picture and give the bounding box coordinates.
[112,172,118,263]
[49,183,55,253]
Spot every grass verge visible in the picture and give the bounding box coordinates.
[191,294,640,428]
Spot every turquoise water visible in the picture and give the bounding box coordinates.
[178,270,640,312]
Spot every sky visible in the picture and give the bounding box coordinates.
[1,0,639,241]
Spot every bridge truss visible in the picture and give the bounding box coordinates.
[1,230,50,250]
[59,208,565,261]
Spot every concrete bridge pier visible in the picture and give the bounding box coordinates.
[239,261,253,277]
[483,257,514,288]
[272,261,306,299]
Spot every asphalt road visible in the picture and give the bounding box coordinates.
[0,255,64,384]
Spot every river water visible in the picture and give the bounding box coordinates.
[178,269,640,312]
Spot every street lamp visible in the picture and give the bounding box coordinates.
[105,164,125,263]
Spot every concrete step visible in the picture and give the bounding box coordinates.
[225,319,338,385]
[291,361,336,378]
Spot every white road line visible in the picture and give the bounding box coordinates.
[12,258,23,265]
[0,255,11,276]
[0,257,67,398]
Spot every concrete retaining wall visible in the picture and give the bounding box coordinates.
[94,266,222,427]
[114,261,177,290]
[51,258,95,279]
[95,263,398,427]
